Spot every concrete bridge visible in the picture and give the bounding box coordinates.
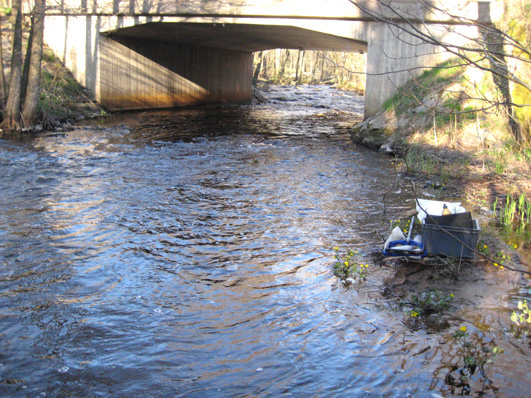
[42,0,492,117]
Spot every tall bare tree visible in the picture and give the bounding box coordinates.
[1,0,22,132]
[295,49,305,84]
[21,0,45,128]
[349,0,531,143]
[252,51,263,87]
[0,15,7,107]
[1,0,47,134]
[254,49,366,89]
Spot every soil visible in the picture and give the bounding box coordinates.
[373,209,530,350]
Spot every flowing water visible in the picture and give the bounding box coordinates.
[1,86,530,397]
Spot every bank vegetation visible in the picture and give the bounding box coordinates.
[0,2,102,136]
[349,0,531,242]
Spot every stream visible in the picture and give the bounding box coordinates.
[1,85,530,397]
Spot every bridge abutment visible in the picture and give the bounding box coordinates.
[99,36,253,110]
[43,1,484,116]
[364,20,478,118]
[44,16,253,111]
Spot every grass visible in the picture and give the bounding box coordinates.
[2,24,103,129]
[375,55,531,248]
[404,143,471,184]
[494,193,531,233]
[382,59,465,115]
[35,47,104,127]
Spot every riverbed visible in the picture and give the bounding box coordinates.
[1,85,530,397]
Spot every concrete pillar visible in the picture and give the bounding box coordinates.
[44,16,254,111]
[98,36,253,110]
[43,15,100,91]
[364,21,479,118]
[364,22,441,118]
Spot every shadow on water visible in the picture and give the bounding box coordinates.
[0,85,530,397]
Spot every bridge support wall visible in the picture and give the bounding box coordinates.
[44,13,479,116]
[364,21,478,118]
[44,16,253,111]
[99,36,253,110]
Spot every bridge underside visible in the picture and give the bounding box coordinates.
[106,22,367,53]
[44,16,367,112]
[43,14,472,116]
[42,1,486,117]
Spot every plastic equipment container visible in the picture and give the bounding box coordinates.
[422,219,480,258]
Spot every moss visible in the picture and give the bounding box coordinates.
[382,59,465,117]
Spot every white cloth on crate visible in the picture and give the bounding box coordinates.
[415,199,466,223]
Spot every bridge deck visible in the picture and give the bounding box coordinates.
[106,22,367,52]
[42,0,489,114]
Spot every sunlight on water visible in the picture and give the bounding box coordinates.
[0,86,529,397]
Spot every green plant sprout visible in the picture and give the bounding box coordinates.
[390,216,422,236]
[453,326,503,377]
[476,243,513,269]
[332,247,369,281]
[445,326,503,395]
[496,193,531,230]
[409,288,453,317]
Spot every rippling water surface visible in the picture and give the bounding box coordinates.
[1,86,530,397]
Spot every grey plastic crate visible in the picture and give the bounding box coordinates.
[422,219,480,258]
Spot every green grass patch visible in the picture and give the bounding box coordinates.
[383,59,466,116]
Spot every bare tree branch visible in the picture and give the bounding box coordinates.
[349,0,530,142]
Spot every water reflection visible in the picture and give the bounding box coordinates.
[0,86,529,397]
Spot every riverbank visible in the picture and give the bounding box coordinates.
[0,20,104,135]
[341,61,531,378]
[2,80,530,396]
[348,61,531,261]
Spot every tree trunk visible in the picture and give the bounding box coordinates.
[252,51,263,87]
[262,53,268,80]
[272,50,278,78]
[1,0,22,132]
[310,52,320,84]
[277,49,290,82]
[295,50,304,84]
[0,16,7,109]
[20,12,34,106]
[319,52,326,83]
[482,27,522,143]
[21,0,45,128]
